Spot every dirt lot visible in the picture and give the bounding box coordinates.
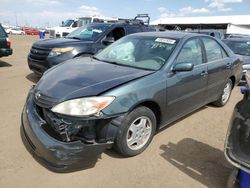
[0,35,243,188]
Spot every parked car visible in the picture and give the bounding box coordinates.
[6,28,25,35]
[189,29,224,40]
[27,21,155,75]
[24,28,40,35]
[21,32,242,172]
[223,37,250,78]
[225,65,250,188]
[0,24,12,57]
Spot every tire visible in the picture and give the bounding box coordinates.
[212,79,233,107]
[114,106,156,157]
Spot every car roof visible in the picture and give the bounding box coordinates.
[86,21,152,28]
[190,29,221,33]
[129,31,208,39]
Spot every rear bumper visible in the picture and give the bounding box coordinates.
[0,48,12,57]
[21,93,113,172]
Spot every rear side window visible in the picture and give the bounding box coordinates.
[176,38,203,66]
[0,25,7,37]
[202,37,227,62]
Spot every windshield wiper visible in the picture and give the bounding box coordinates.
[92,56,101,61]
[101,59,119,64]
[66,36,81,40]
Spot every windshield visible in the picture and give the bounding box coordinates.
[61,19,74,27]
[66,24,109,41]
[224,40,250,56]
[95,36,178,71]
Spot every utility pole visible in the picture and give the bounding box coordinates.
[15,12,18,27]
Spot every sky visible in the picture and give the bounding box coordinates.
[0,0,249,27]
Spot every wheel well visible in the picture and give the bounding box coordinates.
[135,101,161,129]
[230,76,235,88]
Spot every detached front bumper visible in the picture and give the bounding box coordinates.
[21,93,113,172]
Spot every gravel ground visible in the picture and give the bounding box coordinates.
[0,35,242,188]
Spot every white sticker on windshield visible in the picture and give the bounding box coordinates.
[155,38,176,44]
[247,42,250,45]
[92,29,102,33]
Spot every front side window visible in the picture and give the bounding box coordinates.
[202,37,225,62]
[95,36,178,71]
[176,38,203,66]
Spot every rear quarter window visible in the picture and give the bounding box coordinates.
[0,25,7,37]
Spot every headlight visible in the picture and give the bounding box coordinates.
[48,47,74,57]
[51,96,115,116]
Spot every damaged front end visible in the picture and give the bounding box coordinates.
[225,67,250,174]
[21,88,123,172]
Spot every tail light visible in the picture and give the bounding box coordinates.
[6,38,11,47]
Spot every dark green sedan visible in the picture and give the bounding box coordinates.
[0,24,12,57]
[21,32,242,171]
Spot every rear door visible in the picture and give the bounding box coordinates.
[201,37,231,102]
[165,37,208,124]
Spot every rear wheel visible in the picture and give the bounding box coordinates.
[114,106,156,157]
[212,79,233,107]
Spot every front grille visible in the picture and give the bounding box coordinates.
[62,32,69,37]
[33,92,58,108]
[29,46,51,61]
[49,30,55,38]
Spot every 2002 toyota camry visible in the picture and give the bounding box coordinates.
[21,32,242,171]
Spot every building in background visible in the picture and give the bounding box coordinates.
[152,15,250,35]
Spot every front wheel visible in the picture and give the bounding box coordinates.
[212,79,233,107]
[114,106,156,157]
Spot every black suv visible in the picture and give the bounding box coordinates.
[28,16,155,75]
[0,24,12,57]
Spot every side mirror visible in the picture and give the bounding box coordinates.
[103,37,115,46]
[172,63,194,72]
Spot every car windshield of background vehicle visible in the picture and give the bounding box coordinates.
[225,41,250,56]
[61,19,74,27]
[95,36,178,71]
[66,24,109,41]
[78,18,92,27]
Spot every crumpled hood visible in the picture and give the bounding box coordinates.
[35,57,153,102]
[32,38,93,49]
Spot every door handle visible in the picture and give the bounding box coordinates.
[201,71,208,76]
